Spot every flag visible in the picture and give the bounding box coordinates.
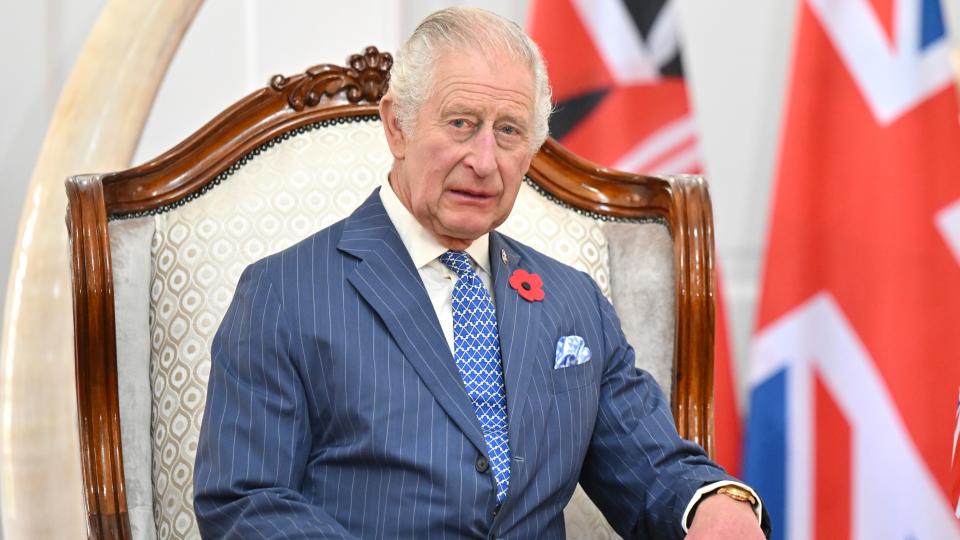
[744,0,960,538]
[713,268,741,477]
[528,0,743,475]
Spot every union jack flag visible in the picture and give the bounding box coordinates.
[745,0,960,538]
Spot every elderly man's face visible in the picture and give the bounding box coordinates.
[382,48,537,250]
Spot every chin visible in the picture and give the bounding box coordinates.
[440,217,498,239]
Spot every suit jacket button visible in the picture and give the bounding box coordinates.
[475,456,490,473]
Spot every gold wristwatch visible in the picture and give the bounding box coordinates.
[714,485,758,506]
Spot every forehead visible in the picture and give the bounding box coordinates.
[428,49,535,117]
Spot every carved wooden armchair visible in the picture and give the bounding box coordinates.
[66,47,717,540]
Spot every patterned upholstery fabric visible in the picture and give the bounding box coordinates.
[121,117,673,539]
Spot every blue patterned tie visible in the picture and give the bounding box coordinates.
[440,250,510,503]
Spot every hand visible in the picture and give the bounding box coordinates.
[685,491,765,539]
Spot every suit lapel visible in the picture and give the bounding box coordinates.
[489,232,543,459]
[339,191,487,454]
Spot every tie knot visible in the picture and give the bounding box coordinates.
[440,250,476,278]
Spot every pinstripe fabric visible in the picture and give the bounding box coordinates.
[194,189,734,539]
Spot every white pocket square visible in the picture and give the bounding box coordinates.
[554,335,591,369]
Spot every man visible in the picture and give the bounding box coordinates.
[194,7,770,539]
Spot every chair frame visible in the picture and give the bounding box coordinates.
[65,46,717,540]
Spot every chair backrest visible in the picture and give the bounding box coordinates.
[66,47,717,540]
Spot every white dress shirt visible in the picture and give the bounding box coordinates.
[377,181,762,531]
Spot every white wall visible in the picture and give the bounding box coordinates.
[948,0,960,46]
[134,0,402,163]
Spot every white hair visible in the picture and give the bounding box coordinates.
[387,7,553,151]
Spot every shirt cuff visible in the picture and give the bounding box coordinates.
[681,480,763,532]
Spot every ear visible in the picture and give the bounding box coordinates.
[379,94,407,160]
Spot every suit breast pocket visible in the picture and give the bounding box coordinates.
[549,361,598,394]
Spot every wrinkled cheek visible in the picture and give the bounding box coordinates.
[501,180,523,211]
[485,196,514,229]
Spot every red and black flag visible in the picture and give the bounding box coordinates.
[529,0,699,174]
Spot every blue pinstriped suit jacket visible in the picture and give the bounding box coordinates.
[194,190,736,539]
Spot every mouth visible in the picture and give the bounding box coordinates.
[448,188,497,204]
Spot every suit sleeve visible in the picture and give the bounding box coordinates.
[193,262,359,539]
[577,278,763,539]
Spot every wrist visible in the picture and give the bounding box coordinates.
[683,481,763,532]
[711,485,758,506]
[687,493,765,538]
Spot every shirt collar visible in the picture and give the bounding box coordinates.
[379,179,491,274]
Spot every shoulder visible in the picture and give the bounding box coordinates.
[244,218,349,283]
[249,187,387,276]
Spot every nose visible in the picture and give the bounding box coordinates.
[464,127,497,178]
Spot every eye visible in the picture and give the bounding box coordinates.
[450,118,470,129]
[497,122,526,138]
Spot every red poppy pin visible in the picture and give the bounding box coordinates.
[509,269,545,302]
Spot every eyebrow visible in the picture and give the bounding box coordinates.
[440,104,480,118]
